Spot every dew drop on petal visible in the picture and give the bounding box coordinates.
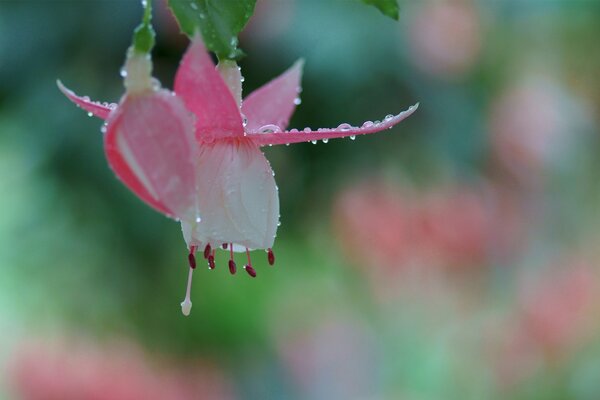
[87,112,93,117]
[349,135,356,140]
[293,98,301,105]
[303,127,311,133]
[322,138,329,143]
[384,114,394,121]
[311,140,317,144]
[362,121,374,128]
[337,123,352,131]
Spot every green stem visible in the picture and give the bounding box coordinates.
[132,0,155,54]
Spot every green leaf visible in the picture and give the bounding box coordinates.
[168,0,257,61]
[132,0,155,54]
[361,0,399,20]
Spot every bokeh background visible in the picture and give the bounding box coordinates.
[1,0,600,399]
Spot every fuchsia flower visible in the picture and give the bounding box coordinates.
[59,39,417,315]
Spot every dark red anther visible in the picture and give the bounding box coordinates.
[203,243,211,259]
[228,260,237,275]
[222,243,228,250]
[208,255,215,270]
[267,248,275,266]
[187,246,197,269]
[188,253,196,269]
[245,264,257,278]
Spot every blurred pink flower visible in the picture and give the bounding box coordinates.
[334,181,525,274]
[518,260,599,357]
[333,182,418,270]
[407,1,482,80]
[491,259,600,388]
[489,78,570,185]
[8,337,233,400]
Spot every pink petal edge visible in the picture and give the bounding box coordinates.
[247,103,419,146]
[174,39,244,142]
[57,80,115,120]
[242,59,304,132]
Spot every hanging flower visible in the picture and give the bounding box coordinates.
[59,39,417,315]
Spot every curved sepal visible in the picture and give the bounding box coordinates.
[247,103,419,146]
[57,80,115,120]
[174,39,244,142]
[241,59,304,131]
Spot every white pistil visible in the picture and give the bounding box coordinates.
[180,266,194,316]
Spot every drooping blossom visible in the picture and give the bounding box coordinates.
[59,38,417,315]
[8,337,234,400]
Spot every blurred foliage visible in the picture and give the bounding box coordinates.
[361,0,399,20]
[1,0,600,399]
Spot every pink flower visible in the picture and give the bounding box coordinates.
[59,39,417,314]
[407,1,482,80]
[8,337,234,400]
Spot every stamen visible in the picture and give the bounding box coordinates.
[267,248,275,266]
[203,243,212,259]
[244,248,257,278]
[245,265,256,277]
[208,249,216,270]
[188,246,197,269]
[180,266,193,316]
[228,244,236,274]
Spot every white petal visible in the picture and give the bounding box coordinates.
[181,139,279,250]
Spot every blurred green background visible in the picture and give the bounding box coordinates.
[1,0,600,399]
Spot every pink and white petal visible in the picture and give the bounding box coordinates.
[247,104,419,147]
[174,39,244,142]
[105,90,198,220]
[241,59,304,131]
[57,80,116,120]
[181,139,278,250]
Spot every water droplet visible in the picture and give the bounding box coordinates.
[258,124,282,133]
[195,217,201,223]
[289,128,299,133]
[190,2,198,9]
[293,98,301,105]
[100,125,107,133]
[311,140,317,144]
[240,76,245,83]
[322,138,329,143]
[303,127,311,133]
[384,114,394,121]
[119,68,127,78]
[87,112,93,117]
[362,121,374,128]
[337,123,352,131]
[199,12,206,19]
[349,135,356,140]
[285,143,290,146]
